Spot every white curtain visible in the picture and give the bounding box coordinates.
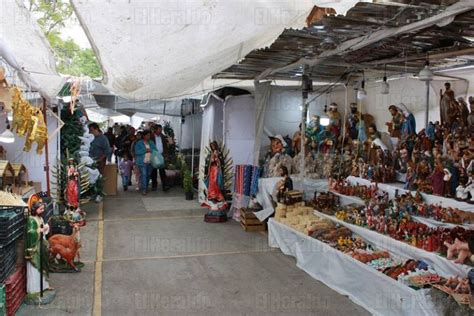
[253,81,271,165]
[224,94,256,166]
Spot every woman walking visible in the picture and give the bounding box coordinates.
[134,130,157,195]
[131,131,143,191]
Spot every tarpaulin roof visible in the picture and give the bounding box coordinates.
[71,0,361,101]
[0,0,66,99]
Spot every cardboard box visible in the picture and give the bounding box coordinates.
[103,164,118,196]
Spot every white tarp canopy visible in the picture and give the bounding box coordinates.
[71,0,361,100]
[0,0,66,99]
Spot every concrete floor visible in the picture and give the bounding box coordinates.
[18,183,369,316]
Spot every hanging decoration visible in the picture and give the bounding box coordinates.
[11,87,48,154]
[69,80,81,115]
[0,66,12,112]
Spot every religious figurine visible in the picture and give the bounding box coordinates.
[317,125,336,154]
[386,105,403,138]
[464,171,474,203]
[440,82,458,127]
[398,103,416,139]
[65,158,80,209]
[263,135,292,178]
[429,161,445,196]
[327,102,341,139]
[25,195,54,300]
[468,97,474,131]
[203,141,230,222]
[457,97,469,127]
[275,166,293,203]
[346,103,360,141]
[443,168,453,198]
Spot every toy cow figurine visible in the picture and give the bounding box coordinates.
[48,225,81,271]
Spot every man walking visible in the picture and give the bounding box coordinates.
[89,123,112,174]
[151,124,170,191]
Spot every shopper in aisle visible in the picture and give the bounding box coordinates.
[88,123,112,174]
[105,127,116,163]
[135,130,157,195]
[151,124,170,192]
[131,131,143,191]
[119,152,134,191]
[115,126,129,163]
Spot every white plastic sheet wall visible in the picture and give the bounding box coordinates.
[71,0,361,100]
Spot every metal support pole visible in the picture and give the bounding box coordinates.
[300,94,308,184]
[191,106,195,177]
[425,80,430,129]
[43,98,51,196]
[39,224,44,297]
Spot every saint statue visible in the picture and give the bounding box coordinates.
[440,82,458,127]
[386,105,403,138]
[25,198,51,297]
[327,103,341,139]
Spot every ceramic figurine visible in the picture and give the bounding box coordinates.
[202,141,232,222]
[327,102,341,139]
[25,196,52,296]
[386,105,403,138]
[276,166,293,203]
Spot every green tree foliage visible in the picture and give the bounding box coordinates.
[27,0,102,78]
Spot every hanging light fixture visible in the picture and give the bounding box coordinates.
[418,57,434,129]
[381,65,389,95]
[418,60,434,81]
[0,118,14,143]
[357,73,367,100]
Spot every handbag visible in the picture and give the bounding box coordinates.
[151,150,165,168]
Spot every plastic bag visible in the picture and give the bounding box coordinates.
[151,150,165,169]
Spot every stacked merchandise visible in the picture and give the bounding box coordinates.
[232,165,262,220]
[0,284,5,316]
[4,266,26,316]
[0,194,27,315]
[0,243,16,284]
[0,206,25,249]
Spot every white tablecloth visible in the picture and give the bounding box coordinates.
[347,176,474,212]
[268,218,440,316]
[314,210,471,278]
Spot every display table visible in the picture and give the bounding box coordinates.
[347,176,474,212]
[255,177,327,221]
[314,210,471,277]
[268,218,440,316]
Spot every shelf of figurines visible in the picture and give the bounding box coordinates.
[270,190,474,315]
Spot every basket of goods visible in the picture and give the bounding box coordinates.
[284,190,303,205]
[313,192,339,214]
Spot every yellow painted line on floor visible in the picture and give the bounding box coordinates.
[102,248,276,263]
[103,215,203,222]
[92,202,104,316]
